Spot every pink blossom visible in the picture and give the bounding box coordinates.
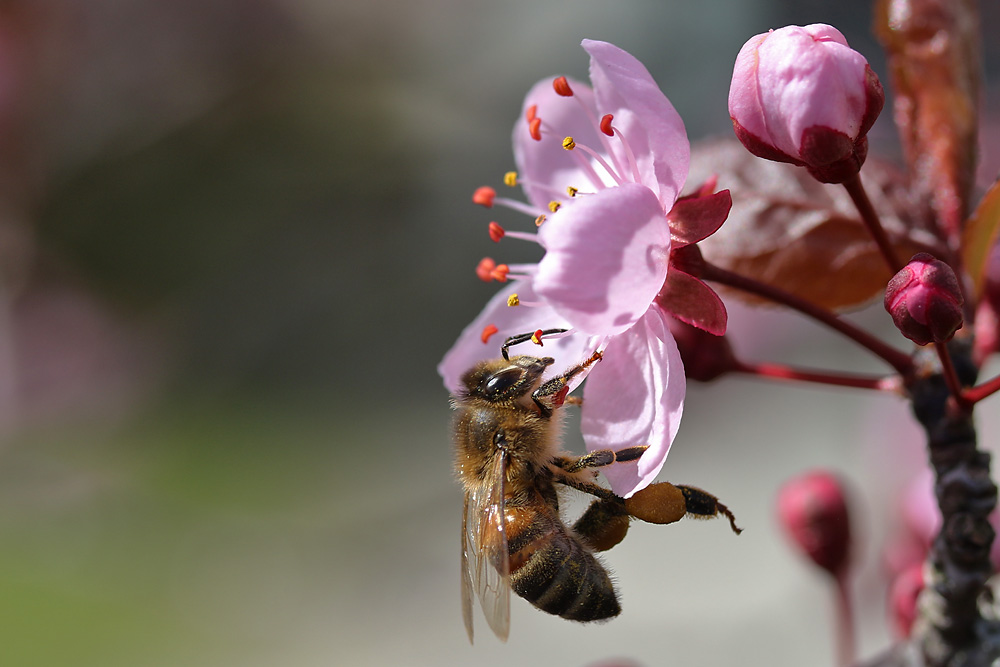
[438,40,730,497]
[728,24,884,183]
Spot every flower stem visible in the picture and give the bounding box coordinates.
[834,572,856,667]
[961,373,1000,404]
[842,173,904,273]
[701,261,914,376]
[934,343,972,412]
[733,360,895,391]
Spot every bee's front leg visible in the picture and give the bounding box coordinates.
[531,350,602,417]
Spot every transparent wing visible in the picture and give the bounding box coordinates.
[461,450,511,642]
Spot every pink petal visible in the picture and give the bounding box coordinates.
[437,280,595,394]
[583,39,689,205]
[656,269,728,335]
[580,305,685,497]
[534,183,670,336]
[512,77,606,209]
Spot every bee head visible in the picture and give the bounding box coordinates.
[460,355,554,403]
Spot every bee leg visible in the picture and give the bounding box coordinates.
[551,470,619,502]
[530,350,603,416]
[555,445,648,473]
[624,482,743,535]
[573,497,630,552]
[501,328,568,361]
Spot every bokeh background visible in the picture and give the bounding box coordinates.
[0,0,997,665]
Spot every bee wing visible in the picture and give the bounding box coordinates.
[461,450,511,642]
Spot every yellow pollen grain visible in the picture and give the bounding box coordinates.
[548,201,561,213]
[507,294,520,307]
[503,171,518,187]
[562,136,576,150]
[534,214,546,227]
[567,186,578,197]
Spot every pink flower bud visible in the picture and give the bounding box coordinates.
[728,24,884,184]
[777,470,852,576]
[884,253,964,346]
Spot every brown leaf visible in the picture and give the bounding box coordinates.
[874,0,980,252]
[962,177,1000,298]
[690,139,941,311]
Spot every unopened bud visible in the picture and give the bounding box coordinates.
[777,470,852,576]
[668,318,738,382]
[728,24,884,184]
[884,253,964,346]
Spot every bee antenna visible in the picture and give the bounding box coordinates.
[501,328,569,361]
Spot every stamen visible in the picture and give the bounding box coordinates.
[560,136,623,186]
[488,222,505,242]
[491,264,510,282]
[472,186,496,208]
[525,104,537,122]
[567,186,578,197]
[476,257,497,282]
[562,136,576,150]
[529,117,542,141]
[548,201,561,213]
[553,76,573,97]
[507,294,520,307]
[530,329,546,346]
[534,215,546,226]
[503,171,518,187]
[600,114,614,137]
[481,324,499,344]
[604,121,642,184]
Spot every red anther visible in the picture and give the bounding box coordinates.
[480,324,499,344]
[525,104,537,122]
[530,329,545,345]
[491,264,510,282]
[472,186,496,208]
[476,257,497,282]
[553,76,573,97]
[552,385,570,407]
[600,114,614,136]
[529,117,542,141]
[488,221,505,243]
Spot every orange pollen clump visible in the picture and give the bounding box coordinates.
[548,201,561,213]
[488,222,505,243]
[472,186,496,208]
[600,114,615,137]
[481,324,499,344]
[553,76,573,97]
[530,329,545,346]
[492,264,510,282]
[529,117,542,141]
[534,214,546,226]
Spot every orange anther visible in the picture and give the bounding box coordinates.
[472,186,496,207]
[525,104,537,122]
[600,114,614,136]
[488,222,505,243]
[553,76,573,97]
[491,264,510,282]
[529,117,542,141]
[530,329,545,345]
[534,214,546,227]
[481,324,499,344]
[476,257,497,282]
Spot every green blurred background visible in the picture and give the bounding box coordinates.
[0,0,997,665]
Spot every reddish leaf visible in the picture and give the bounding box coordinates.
[690,139,942,311]
[962,177,1000,298]
[874,0,980,252]
[667,189,732,246]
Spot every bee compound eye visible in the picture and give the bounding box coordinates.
[483,367,523,398]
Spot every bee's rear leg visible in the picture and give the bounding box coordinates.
[573,497,630,552]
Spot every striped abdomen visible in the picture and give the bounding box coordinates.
[505,499,620,621]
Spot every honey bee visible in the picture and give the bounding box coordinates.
[452,331,741,642]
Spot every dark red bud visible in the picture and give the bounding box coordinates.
[777,470,852,576]
[668,318,737,382]
[884,253,964,345]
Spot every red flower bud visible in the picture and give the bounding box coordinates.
[884,253,964,345]
[728,24,884,184]
[777,470,852,576]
